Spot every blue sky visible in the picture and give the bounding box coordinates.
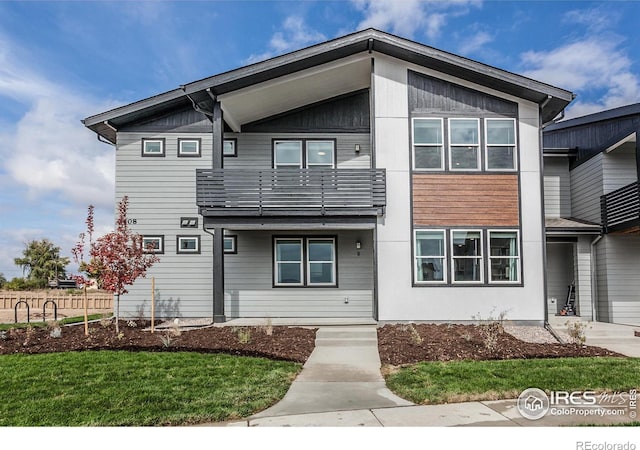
[1,0,639,280]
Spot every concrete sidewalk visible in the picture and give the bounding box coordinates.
[548,317,640,357]
[203,323,639,427]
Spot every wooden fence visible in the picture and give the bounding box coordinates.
[0,291,113,310]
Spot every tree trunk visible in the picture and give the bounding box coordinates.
[115,293,120,333]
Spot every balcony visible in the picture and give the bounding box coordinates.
[600,181,640,233]
[196,168,386,219]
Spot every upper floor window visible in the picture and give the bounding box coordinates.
[142,138,165,157]
[178,138,201,157]
[412,118,444,170]
[449,119,480,171]
[273,140,335,169]
[224,139,237,157]
[485,119,517,170]
[412,118,517,171]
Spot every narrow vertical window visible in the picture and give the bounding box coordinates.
[274,239,303,285]
[414,230,446,283]
[489,231,520,283]
[223,236,237,254]
[413,118,444,170]
[449,119,480,170]
[274,141,302,168]
[451,230,483,283]
[486,119,516,170]
[307,238,336,285]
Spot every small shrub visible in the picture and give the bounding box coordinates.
[127,320,137,328]
[403,323,423,345]
[472,309,507,352]
[566,320,589,345]
[100,316,113,328]
[23,325,35,347]
[49,327,62,339]
[159,332,173,347]
[117,332,125,340]
[262,317,274,336]
[0,331,7,341]
[235,327,251,344]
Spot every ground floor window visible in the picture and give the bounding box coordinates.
[414,228,520,285]
[274,237,336,287]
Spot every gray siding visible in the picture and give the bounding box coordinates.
[116,132,214,318]
[570,153,604,223]
[575,236,593,320]
[596,235,640,325]
[602,143,638,194]
[223,132,371,169]
[224,230,374,318]
[546,243,574,315]
[543,157,571,218]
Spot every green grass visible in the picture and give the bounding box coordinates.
[385,357,640,405]
[0,350,301,426]
[0,314,108,331]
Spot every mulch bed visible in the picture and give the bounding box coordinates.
[378,323,624,366]
[0,319,317,363]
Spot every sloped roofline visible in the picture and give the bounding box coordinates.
[83,28,574,143]
[545,103,640,131]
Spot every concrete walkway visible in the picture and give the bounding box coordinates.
[548,317,640,357]
[205,322,639,427]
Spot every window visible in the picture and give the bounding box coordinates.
[274,237,337,287]
[142,138,165,157]
[177,235,200,254]
[273,140,336,168]
[451,230,483,283]
[180,217,198,228]
[413,118,444,170]
[307,238,336,285]
[485,119,516,170]
[224,235,237,254]
[274,141,302,168]
[414,230,446,283]
[224,139,237,157]
[178,138,201,157]
[142,236,164,254]
[274,238,303,285]
[449,119,480,170]
[489,230,520,283]
[306,141,335,168]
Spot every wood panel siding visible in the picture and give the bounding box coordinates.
[413,174,519,226]
[408,70,518,116]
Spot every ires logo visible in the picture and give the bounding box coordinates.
[549,391,597,405]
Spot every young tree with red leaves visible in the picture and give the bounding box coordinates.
[75,196,159,333]
[71,205,95,336]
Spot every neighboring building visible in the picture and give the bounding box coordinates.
[543,104,640,326]
[83,29,573,324]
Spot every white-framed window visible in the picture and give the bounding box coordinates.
[488,230,520,283]
[414,230,446,283]
[485,118,517,170]
[178,138,201,157]
[142,235,164,254]
[412,118,444,170]
[142,138,165,157]
[223,139,237,157]
[306,141,335,168]
[224,235,237,254]
[177,235,200,254]
[274,238,304,285]
[451,230,483,283]
[274,140,303,168]
[306,238,336,285]
[449,118,480,170]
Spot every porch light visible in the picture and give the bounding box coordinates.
[355,144,361,154]
[356,240,362,250]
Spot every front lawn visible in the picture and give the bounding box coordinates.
[384,357,640,404]
[0,350,301,426]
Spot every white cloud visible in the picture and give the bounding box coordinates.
[519,38,640,119]
[563,6,621,33]
[245,15,327,64]
[458,30,493,55]
[350,0,482,40]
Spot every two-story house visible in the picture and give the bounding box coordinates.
[543,104,640,326]
[83,29,573,324]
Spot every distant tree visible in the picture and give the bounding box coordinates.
[14,239,70,289]
[79,197,159,332]
[0,272,6,289]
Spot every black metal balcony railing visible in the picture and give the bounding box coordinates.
[600,181,640,233]
[196,168,386,216]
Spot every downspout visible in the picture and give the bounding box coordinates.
[201,223,217,327]
[180,85,213,119]
[590,234,603,322]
